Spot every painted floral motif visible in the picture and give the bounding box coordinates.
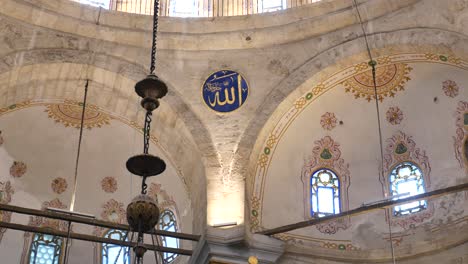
[29,199,69,231]
[343,63,412,102]
[302,136,351,234]
[386,107,404,125]
[45,100,111,129]
[101,177,118,193]
[320,112,337,131]
[382,131,432,229]
[442,80,460,98]
[101,199,126,224]
[453,101,468,168]
[51,178,68,194]
[0,181,14,242]
[10,161,27,178]
[148,183,177,209]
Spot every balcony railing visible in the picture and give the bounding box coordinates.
[73,0,322,17]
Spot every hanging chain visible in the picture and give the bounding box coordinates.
[143,111,152,154]
[150,0,160,74]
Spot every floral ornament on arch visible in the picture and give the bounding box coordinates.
[101,177,118,193]
[442,80,460,98]
[10,161,27,178]
[28,199,69,232]
[51,178,68,194]
[302,136,351,234]
[386,107,404,125]
[320,112,338,131]
[101,199,126,224]
[453,101,468,168]
[0,181,14,243]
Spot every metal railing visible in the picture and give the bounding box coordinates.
[73,0,322,17]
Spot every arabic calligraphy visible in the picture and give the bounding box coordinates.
[202,70,249,113]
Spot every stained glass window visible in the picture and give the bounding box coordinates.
[311,169,340,217]
[389,162,427,216]
[261,0,286,12]
[158,210,179,263]
[29,234,63,264]
[169,0,198,17]
[102,229,130,264]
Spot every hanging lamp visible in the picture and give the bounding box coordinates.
[125,0,167,262]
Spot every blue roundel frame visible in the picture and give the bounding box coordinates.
[202,70,249,113]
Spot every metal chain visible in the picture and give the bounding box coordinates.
[150,0,160,74]
[142,176,148,195]
[143,111,152,154]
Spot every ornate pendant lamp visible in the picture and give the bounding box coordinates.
[125,0,167,262]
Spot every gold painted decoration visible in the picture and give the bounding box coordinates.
[45,100,111,129]
[342,63,412,101]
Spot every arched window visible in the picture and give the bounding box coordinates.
[261,0,286,12]
[311,168,340,217]
[159,210,179,263]
[29,234,63,264]
[102,229,130,264]
[169,0,198,17]
[389,162,427,216]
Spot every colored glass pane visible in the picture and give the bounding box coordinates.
[310,169,340,217]
[389,162,427,216]
[29,234,62,264]
[102,230,129,264]
[159,210,179,263]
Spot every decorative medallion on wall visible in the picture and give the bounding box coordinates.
[148,183,177,210]
[386,107,404,125]
[100,199,126,224]
[302,136,351,234]
[342,63,412,102]
[453,101,468,168]
[320,112,337,131]
[10,161,27,178]
[28,199,69,231]
[382,131,433,229]
[202,70,249,113]
[442,80,460,98]
[51,177,68,194]
[0,181,14,242]
[101,177,118,193]
[45,100,111,129]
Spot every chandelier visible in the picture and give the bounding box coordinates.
[125,0,168,262]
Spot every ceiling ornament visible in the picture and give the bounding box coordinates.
[101,177,118,193]
[342,63,412,102]
[45,100,111,129]
[386,107,404,125]
[453,101,468,168]
[320,112,337,131]
[10,161,27,178]
[442,80,460,98]
[101,199,127,224]
[0,181,14,242]
[51,177,68,194]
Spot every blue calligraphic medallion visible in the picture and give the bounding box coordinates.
[202,70,249,113]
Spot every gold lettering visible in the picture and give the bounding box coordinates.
[208,87,237,107]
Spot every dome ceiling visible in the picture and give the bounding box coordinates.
[251,54,468,261]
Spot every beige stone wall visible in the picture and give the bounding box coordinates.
[1,0,468,263]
